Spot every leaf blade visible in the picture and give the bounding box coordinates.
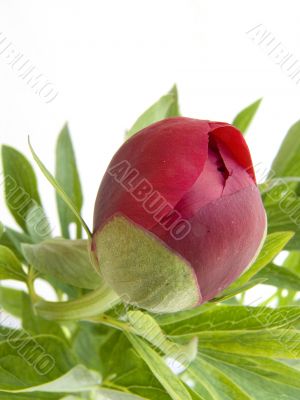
[232,98,262,135]
[163,305,300,336]
[55,124,83,239]
[198,350,300,399]
[0,334,77,391]
[1,145,42,231]
[22,239,101,289]
[28,138,92,239]
[0,245,26,282]
[126,85,180,139]
[127,333,192,400]
[271,120,300,177]
[228,231,294,290]
[6,365,101,393]
[255,263,300,292]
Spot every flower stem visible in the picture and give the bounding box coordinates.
[26,266,39,303]
[88,314,133,332]
[34,285,120,321]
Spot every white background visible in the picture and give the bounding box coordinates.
[0,0,299,243]
[0,0,298,304]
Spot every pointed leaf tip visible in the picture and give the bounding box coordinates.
[233,98,262,135]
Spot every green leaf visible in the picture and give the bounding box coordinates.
[273,253,300,305]
[0,227,33,262]
[284,251,300,274]
[0,245,26,281]
[0,287,27,318]
[94,389,150,399]
[213,278,267,302]
[1,145,42,231]
[165,85,180,117]
[28,138,92,239]
[127,310,198,367]
[232,98,262,135]
[55,124,83,239]
[196,350,300,399]
[0,325,23,343]
[100,332,171,399]
[22,239,101,290]
[270,120,300,177]
[72,322,112,373]
[263,189,300,250]
[275,252,300,305]
[21,293,65,339]
[163,305,300,337]
[126,85,180,139]
[260,176,300,195]
[0,223,4,239]
[26,204,52,243]
[60,390,149,400]
[0,334,77,391]
[127,333,192,400]
[255,263,300,292]
[4,365,101,393]
[155,303,216,326]
[166,305,300,359]
[183,356,251,400]
[228,231,294,290]
[0,392,61,399]
[196,330,300,359]
[45,276,81,300]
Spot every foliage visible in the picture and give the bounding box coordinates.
[0,87,299,399]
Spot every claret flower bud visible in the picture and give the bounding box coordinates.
[92,117,266,313]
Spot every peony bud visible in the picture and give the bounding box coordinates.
[92,117,266,313]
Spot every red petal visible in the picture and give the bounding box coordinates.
[168,124,255,219]
[93,118,210,233]
[209,123,256,183]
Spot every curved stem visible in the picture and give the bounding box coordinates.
[88,314,132,332]
[28,137,92,239]
[35,285,120,321]
[26,265,39,303]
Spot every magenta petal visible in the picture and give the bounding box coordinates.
[175,148,225,219]
[151,184,266,303]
